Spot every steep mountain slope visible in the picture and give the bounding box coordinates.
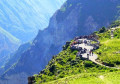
[34,71,120,84]
[0,42,31,76]
[1,0,120,84]
[31,23,120,84]
[0,27,20,68]
[0,0,66,72]
[0,0,66,42]
[95,26,120,67]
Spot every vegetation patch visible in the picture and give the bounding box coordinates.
[33,24,120,84]
[34,41,113,84]
[95,27,120,67]
[42,71,120,84]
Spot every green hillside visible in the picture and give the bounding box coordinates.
[42,71,120,84]
[95,26,120,67]
[30,22,120,84]
[33,45,115,84]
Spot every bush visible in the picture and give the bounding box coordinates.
[59,73,65,78]
[59,60,66,65]
[49,65,56,74]
[84,61,94,67]
[70,60,78,66]
[99,27,106,33]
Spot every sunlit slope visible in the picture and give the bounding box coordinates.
[95,26,120,67]
[43,71,120,84]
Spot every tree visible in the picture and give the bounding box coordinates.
[99,27,106,33]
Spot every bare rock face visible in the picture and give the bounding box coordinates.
[0,28,20,68]
[0,0,66,42]
[1,0,120,84]
[0,72,28,84]
[0,0,65,70]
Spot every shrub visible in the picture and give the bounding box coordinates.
[70,60,78,66]
[99,27,106,33]
[59,73,65,78]
[49,65,56,74]
[84,61,94,67]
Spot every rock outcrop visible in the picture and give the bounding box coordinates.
[0,0,66,42]
[0,27,20,68]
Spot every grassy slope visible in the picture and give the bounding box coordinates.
[95,26,120,66]
[59,26,120,84]
[33,39,117,84]
[43,71,120,84]
[33,26,120,84]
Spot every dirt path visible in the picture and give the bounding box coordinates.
[111,28,115,39]
[111,27,120,39]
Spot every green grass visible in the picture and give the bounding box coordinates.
[91,40,98,44]
[33,41,114,84]
[95,28,120,66]
[33,26,120,84]
[114,28,120,39]
[41,71,120,84]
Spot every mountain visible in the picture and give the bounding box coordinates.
[0,27,20,68]
[29,23,120,84]
[0,0,66,78]
[1,0,120,84]
[0,42,31,76]
[0,0,66,42]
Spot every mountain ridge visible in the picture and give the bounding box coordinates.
[0,27,20,67]
[0,0,66,42]
[0,27,20,44]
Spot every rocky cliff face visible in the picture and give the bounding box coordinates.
[0,0,65,76]
[0,0,66,42]
[0,0,65,68]
[0,42,31,76]
[0,27,20,68]
[1,0,120,84]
